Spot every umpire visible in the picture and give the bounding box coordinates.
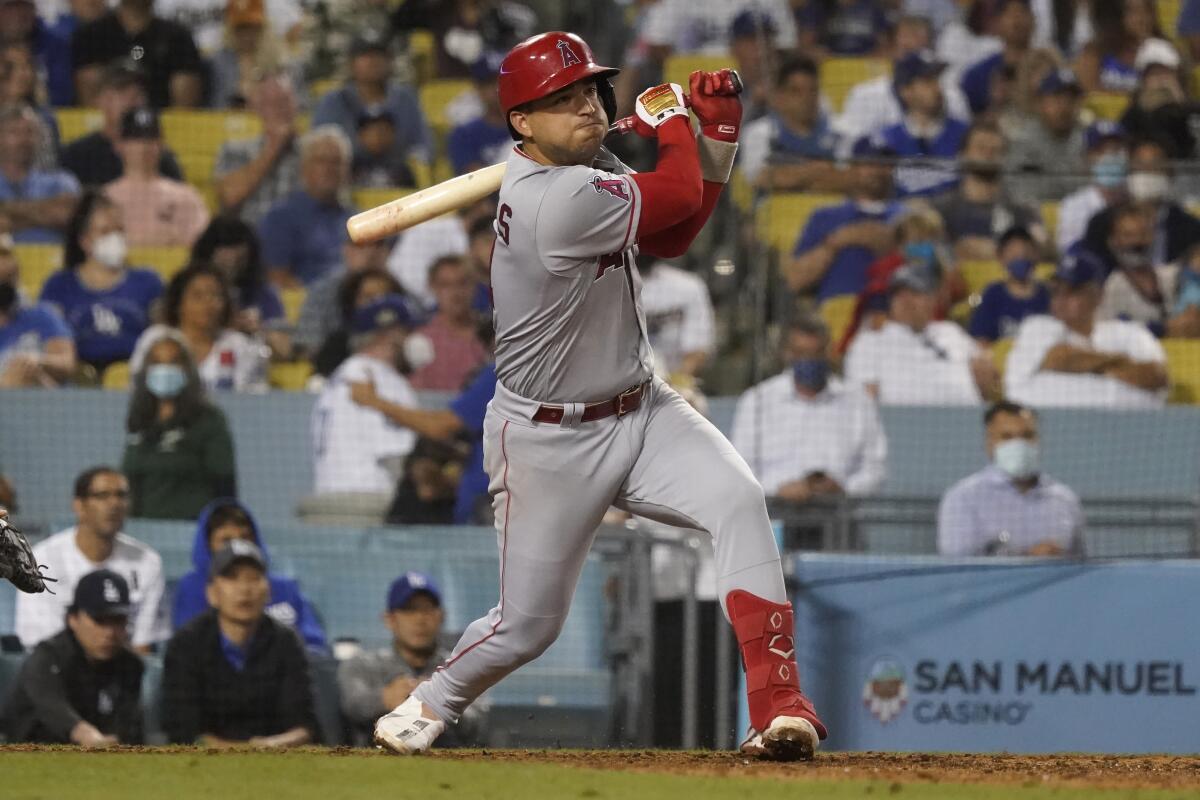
[2,570,144,745]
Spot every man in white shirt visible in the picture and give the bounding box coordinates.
[638,0,797,56]
[1056,121,1129,254]
[15,467,167,654]
[386,198,493,308]
[938,401,1084,557]
[311,295,420,516]
[732,314,887,502]
[638,256,716,379]
[1005,249,1169,409]
[845,266,998,405]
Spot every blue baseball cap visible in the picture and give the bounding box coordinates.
[1085,120,1127,152]
[893,49,945,88]
[1037,68,1082,96]
[350,294,420,335]
[1054,246,1105,288]
[387,571,442,610]
[730,9,777,39]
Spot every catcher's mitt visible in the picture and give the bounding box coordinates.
[0,517,52,594]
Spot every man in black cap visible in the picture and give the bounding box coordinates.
[2,569,144,745]
[161,540,317,747]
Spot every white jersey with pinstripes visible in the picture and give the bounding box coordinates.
[490,145,654,404]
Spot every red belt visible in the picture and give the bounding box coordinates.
[532,382,649,424]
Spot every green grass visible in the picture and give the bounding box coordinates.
[5,750,1195,800]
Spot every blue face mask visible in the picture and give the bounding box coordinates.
[903,241,937,267]
[994,439,1040,480]
[145,363,187,399]
[792,358,829,393]
[1092,152,1128,188]
[1005,258,1035,282]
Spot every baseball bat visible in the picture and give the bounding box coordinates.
[346,70,743,243]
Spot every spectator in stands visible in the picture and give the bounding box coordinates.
[637,255,716,380]
[1057,121,1129,254]
[837,16,972,152]
[408,255,485,391]
[932,120,1045,261]
[40,191,164,372]
[1166,243,1200,337]
[936,0,1002,75]
[464,215,493,314]
[867,49,970,198]
[392,0,535,79]
[812,0,889,56]
[61,64,185,188]
[726,10,780,123]
[786,137,903,302]
[0,42,61,166]
[1081,139,1200,275]
[968,225,1051,343]
[161,0,302,57]
[302,0,407,84]
[209,0,301,109]
[213,71,301,226]
[131,263,269,391]
[0,104,79,244]
[71,0,204,107]
[845,265,997,404]
[339,572,486,746]
[312,32,432,176]
[104,107,210,248]
[387,196,493,307]
[15,465,167,652]
[122,332,238,518]
[310,294,420,520]
[1005,247,1168,408]
[0,0,74,107]
[259,125,355,288]
[958,0,1035,115]
[937,401,1085,556]
[1005,68,1088,201]
[1097,203,1194,337]
[311,265,401,377]
[173,498,327,650]
[0,233,77,386]
[162,540,316,747]
[1119,39,1197,160]
[739,56,846,193]
[294,237,390,358]
[3,570,144,746]
[1075,0,1159,93]
[448,52,510,176]
[1030,0,1093,57]
[731,314,887,506]
[351,108,416,188]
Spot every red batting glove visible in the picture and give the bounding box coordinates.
[688,69,742,143]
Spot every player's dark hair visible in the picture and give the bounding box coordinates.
[205,501,254,540]
[427,255,466,285]
[126,333,209,435]
[785,313,830,346]
[64,190,119,271]
[776,56,819,87]
[337,267,402,324]
[984,400,1037,425]
[190,215,268,312]
[73,465,123,499]
[162,262,235,329]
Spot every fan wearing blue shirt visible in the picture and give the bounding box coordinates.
[448,52,510,176]
[788,137,905,301]
[39,192,163,371]
[959,0,1035,114]
[968,226,1050,343]
[0,240,76,387]
[866,50,969,198]
[0,105,80,244]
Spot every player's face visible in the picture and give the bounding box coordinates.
[68,611,128,662]
[207,564,269,624]
[209,522,254,554]
[511,79,607,166]
[386,593,443,653]
[74,471,130,539]
[179,273,226,333]
[986,409,1038,458]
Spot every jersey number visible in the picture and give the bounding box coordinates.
[497,204,512,245]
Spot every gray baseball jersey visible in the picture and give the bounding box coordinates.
[491,145,654,403]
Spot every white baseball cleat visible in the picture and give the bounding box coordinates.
[374,696,446,755]
[739,715,820,762]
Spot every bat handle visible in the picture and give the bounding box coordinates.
[608,69,743,136]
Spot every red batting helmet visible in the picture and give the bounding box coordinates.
[498,32,619,137]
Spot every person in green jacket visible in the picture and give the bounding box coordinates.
[121,332,237,520]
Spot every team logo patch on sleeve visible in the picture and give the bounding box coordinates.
[590,175,630,202]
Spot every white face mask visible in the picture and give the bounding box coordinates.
[1127,171,1170,203]
[92,231,128,270]
[994,439,1040,480]
[402,332,435,371]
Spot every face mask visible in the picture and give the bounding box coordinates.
[1115,247,1152,271]
[1091,152,1127,188]
[1127,171,1170,203]
[145,363,187,398]
[92,232,128,270]
[792,358,829,393]
[402,332,435,372]
[903,241,937,267]
[994,438,1040,480]
[1005,258,1035,282]
[0,281,15,314]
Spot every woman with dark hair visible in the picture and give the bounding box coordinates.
[313,267,404,377]
[121,333,237,520]
[0,42,60,168]
[39,191,163,371]
[129,263,269,392]
[1075,0,1161,92]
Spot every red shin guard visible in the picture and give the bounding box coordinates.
[726,589,827,739]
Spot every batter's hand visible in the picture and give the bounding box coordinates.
[689,69,742,143]
[632,82,688,138]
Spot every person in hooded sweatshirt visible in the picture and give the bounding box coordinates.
[172,498,328,652]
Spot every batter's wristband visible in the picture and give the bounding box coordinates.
[697,135,738,184]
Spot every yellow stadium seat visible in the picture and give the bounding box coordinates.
[160,110,261,186]
[407,29,436,83]
[1158,0,1181,39]
[269,360,314,391]
[663,54,732,90]
[821,57,889,113]
[755,192,841,255]
[1163,338,1200,404]
[280,287,306,324]
[419,79,474,136]
[352,186,415,215]
[55,108,102,143]
[1084,91,1129,121]
[818,294,858,345]
[991,337,1015,376]
[960,260,1056,296]
[102,361,131,390]
[14,244,63,298]
[128,246,190,281]
[431,156,454,185]
[1040,201,1059,242]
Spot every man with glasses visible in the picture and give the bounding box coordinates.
[15,466,167,654]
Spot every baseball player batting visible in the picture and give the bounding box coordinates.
[374,31,827,760]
